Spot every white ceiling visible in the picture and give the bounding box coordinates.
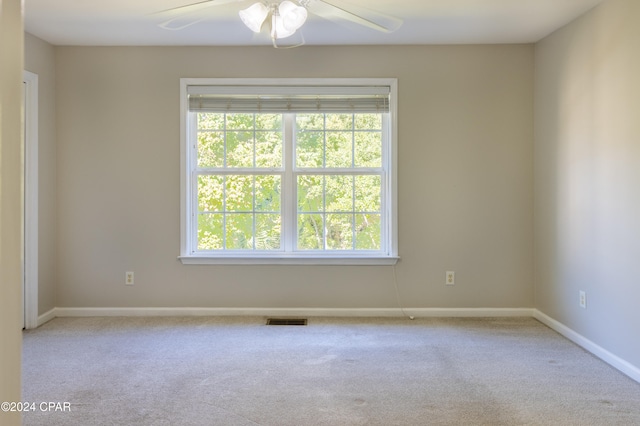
[24,0,605,46]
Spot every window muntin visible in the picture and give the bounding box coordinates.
[180,79,398,264]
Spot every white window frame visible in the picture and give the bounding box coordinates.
[179,78,398,265]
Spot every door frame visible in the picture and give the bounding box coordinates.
[23,70,38,329]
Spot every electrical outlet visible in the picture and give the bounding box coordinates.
[446,271,455,286]
[579,291,586,309]
[125,271,134,286]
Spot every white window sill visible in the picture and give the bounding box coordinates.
[178,254,400,265]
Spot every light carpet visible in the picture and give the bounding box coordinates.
[21,316,640,425]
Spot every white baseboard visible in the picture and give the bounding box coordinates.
[408,308,534,317]
[534,310,640,384]
[37,308,56,327]
[54,307,400,318]
[51,306,534,318]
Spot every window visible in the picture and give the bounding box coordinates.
[179,79,397,264]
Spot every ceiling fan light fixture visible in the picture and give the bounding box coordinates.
[279,1,308,32]
[271,12,296,39]
[239,2,270,33]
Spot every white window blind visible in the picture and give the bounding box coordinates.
[187,85,390,113]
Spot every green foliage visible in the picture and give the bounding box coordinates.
[198,176,223,212]
[325,132,352,168]
[224,214,250,249]
[296,131,323,168]
[296,174,382,250]
[198,214,223,250]
[197,132,224,168]
[197,113,282,169]
[326,214,353,250]
[355,176,381,212]
[298,214,323,250]
[355,214,381,250]
[197,174,281,250]
[255,131,282,168]
[196,112,383,251]
[355,132,382,168]
[255,214,281,250]
[295,113,382,169]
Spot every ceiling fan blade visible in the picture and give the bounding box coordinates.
[158,16,208,31]
[153,0,245,30]
[304,0,402,33]
[155,0,241,17]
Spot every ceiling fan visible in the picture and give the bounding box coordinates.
[154,0,403,47]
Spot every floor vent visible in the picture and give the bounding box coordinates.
[266,318,308,326]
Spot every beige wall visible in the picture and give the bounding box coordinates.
[53,45,533,310]
[0,0,24,423]
[535,0,640,367]
[24,33,57,316]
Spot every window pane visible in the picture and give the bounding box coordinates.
[226,213,253,249]
[296,131,323,168]
[298,214,324,250]
[354,114,382,130]
[197,131,224,168]
[226,131,254,168]
[325,176,353,212]
[198,175,224,212]
[326,114,353,130]
[355,132,382,168]
[296,114,324,130]
[355,214,381,250]
[255,175,281,212]
[198,113,224,130]
[256,131,282,168]
[296,174,380,252]
[255,114,282,130]
[255,214,281,250]
[226,113,254,130]
[226,175,253,212]
[198,213,223,250]
[325,132,352,168]
[326,214,353,250]
[355,175,381,212]
[297,175,323,212]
